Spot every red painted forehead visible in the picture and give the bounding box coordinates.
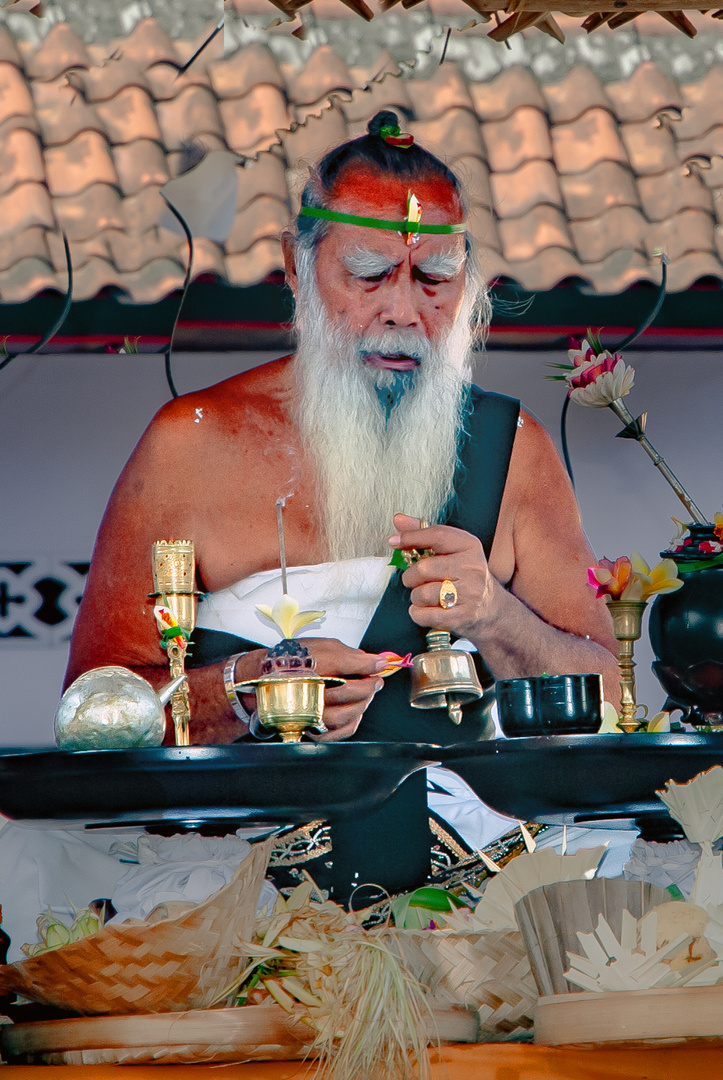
[328,166,464,222]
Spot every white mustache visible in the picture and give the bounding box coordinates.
[357,330,433,362]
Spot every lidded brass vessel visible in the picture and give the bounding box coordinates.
[235,638,343,743]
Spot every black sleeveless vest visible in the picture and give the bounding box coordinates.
[189,387,520,896]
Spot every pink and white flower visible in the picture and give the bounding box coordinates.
[565,338,635,408]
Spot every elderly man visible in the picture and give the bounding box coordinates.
[66,112,619,895]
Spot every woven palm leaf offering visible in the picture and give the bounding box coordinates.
[0,839,272,1016]
[386,830,607,1041]
[225,876,433,1080]
[520,770,723,1045]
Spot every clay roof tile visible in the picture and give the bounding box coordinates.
[679,69,723,139]
[219,85,289,156]
[619,119,680,176]
[44,130,118,198]
[0,26,24,68]
[155,84,224,152]
[646,208,716,260]
[225,197,290,255]
[580,249,654,294]
[453,156,493,209]
[112,140,170,197]
[237,152,288,209]
[410,64,475,122]
[119,257,186,303]
[0,257,57,303]
[52,183,124,242]
[225,238,284,286]
[677,126,723,169]
[286,45,354,107]
[470,66,546,123]
[0,128,45,196]
[31,75,103,146]
[638,168,713,222]
[121,187,166,235]
[605,62,683,124]
[0,225,47,272]
[24,22,91,81]
[278,105,348,170]
[0,182,54,241]
[482,107,551,173]
[468,204,501,253]
[109,18,180,73]
[209,42,284,101]
[144,62,212,102]
[665,250,723,290]
[559,160,639,219]
[95,86,163,145]
[542,66,612,125]
[0,62,35,127]
[79,55,149,104]
[503,247,584,292]
[341,72,412,126]
[569,205,648,263]
[552,109,627,174]
[409,108,485,163]
[490,159,562,219]
[498,205,573,262]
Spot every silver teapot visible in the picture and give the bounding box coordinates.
[54,666,186,750]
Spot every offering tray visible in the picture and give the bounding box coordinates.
[0,743,441,829]
[442,733,723,839]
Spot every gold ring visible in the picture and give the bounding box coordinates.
[439,579,458,609]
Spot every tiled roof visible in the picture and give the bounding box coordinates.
[1,16,723,303]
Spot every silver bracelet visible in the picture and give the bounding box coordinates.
[223,652,251,723]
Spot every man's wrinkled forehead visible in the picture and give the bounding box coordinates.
[328,166,464,221]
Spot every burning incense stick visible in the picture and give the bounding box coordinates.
[276,498,288,596]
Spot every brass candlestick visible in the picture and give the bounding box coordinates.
[151,539,198,746]
[607,599,648,733]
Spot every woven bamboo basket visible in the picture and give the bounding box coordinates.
[392,928,538,1042]
[0,839,272,1016]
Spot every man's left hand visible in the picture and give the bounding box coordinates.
[391,512,498,641]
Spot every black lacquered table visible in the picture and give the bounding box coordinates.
[443,732,723,839]
[0,743,442,829]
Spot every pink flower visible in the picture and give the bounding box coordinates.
[378,651,414,677]
[587,557,635,600]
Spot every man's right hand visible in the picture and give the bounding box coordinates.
[297,638,388,741]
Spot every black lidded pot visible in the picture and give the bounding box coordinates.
[649,523,723,727]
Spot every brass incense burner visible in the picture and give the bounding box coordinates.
[235,638,343,743]
[405,520,483,725]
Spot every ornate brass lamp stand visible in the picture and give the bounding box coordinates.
[607,599,648,732]
[151,539,199,746]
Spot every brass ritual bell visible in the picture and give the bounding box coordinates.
[408,521,484,725]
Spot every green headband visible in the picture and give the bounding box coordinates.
[298,206,466,235]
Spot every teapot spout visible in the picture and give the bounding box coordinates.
[157,674,187,707]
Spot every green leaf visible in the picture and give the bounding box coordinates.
[388,548,408,570]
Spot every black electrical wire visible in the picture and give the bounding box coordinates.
[158,194,194,399]
[0,232,73,373]
[559,255,668,489]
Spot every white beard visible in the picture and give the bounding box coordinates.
[292,247,482,562]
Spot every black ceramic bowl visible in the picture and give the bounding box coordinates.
[496,673,603,737]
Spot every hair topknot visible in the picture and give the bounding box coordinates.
[366,110,400,137]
